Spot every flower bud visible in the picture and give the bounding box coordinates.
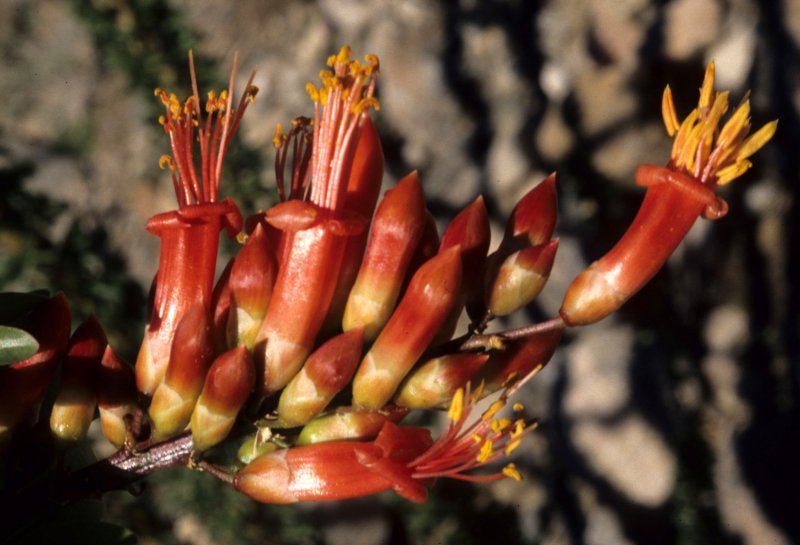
[343,171,426,341]
[352,247,462,409]
[97,345,139,448]
[0,293,70,446]
[277,329,363,427]
[149,303,215,440]
[50,316,107,442]
[235,422,431,504]
[227,223,276,349]
[487,239,559,317]
[297,406,408,445]
[478,328,562,393]
[191,347,255,452]
[439,196,490,322]
[395,353,488,409]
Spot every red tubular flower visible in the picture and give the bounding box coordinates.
[136,53,257,395]
[322,118,385,334]
[0,294,70,445]
[255,46,381,395]
[50,316,107,442]
[235,382,531,504]
[561,63,777,326]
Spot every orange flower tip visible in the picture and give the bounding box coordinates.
[163,303,215,396]
[197,347,255,416]
[68,315,108,357]
[304,328,363,390]
[98,345,136,408]
[439,195,490,255]
[509,174,557,245]
[265,200,319,232]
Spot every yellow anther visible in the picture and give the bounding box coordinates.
[511,419,526,439]
[472,433,483,444]
[158,115,166,126]
[717,101,751,149]
[698,62,715,113]
[353,97,381,114]
[158,155,175,171]
[477,440,493,463]
[737,120,778,162]
[661,86,680,137]
[512,402,524,412]
[716,160,751,186]
[491,418,512,433]
[482,399,506,422]
[502,463,522,481]
[246,85,258,103]
[236,232,248,244]
[336,45,352,67]
[504,438,521,455]
[306,82,320,103]
[273,123,286,149]
[448,388,465,423]
[365,53,379,71]
[500,372,519,389]
[470,380,486,403]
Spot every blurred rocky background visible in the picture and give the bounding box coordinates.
[1,0,798,544]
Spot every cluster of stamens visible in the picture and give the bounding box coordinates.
[409,381,534,483]
[661,63,777,187]
[304,46,380,212]
[154,52,258,207]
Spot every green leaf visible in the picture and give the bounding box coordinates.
[0,291,50,326]
[0,325,39,365]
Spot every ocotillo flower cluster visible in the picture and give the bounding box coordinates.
[0,48,775,507]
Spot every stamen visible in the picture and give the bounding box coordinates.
[661,86,680,137]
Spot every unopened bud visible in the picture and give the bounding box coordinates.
[352,247,462,409]
[343,171,426,341]
[478,328,562,393]
[297,406,408,445]
[50,316,107,442]
[395,353,487,409]
[97,345,139,448]
[277,329,363,427]
[487,239,559,317]
[191,347,255,452]
[150,303,215,440]
[228,223,276,349]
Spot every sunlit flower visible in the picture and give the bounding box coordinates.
[560,63,777,326]
[136,52,257,396]
[234,381,533,503]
